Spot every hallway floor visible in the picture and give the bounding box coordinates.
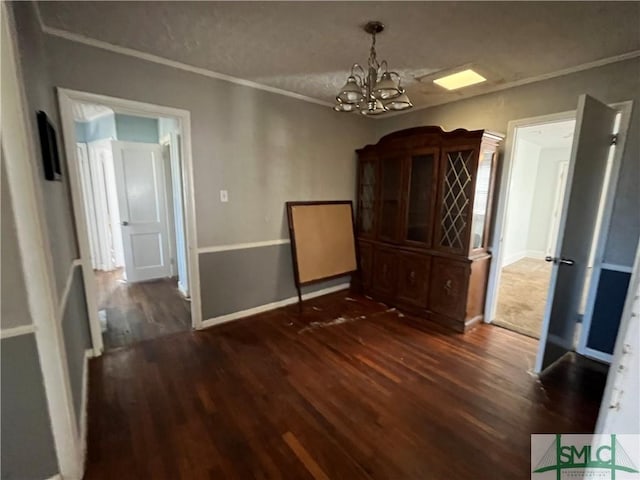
[84,291,607,479]
[494,257,552,338]
[95,269,191,350]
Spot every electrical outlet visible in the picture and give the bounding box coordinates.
[220,190,228,202]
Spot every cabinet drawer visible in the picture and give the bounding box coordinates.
[396,252,430,309]
[372,248,397,298]
[358,242,374,290]
[429,257,469,319]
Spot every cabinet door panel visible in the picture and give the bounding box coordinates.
[397,253,430,308]
[378,156,404,242]
[372,248,397,298]
[358,242,373,291]
[357,158,377,238]
[404,151,437,247]
[429,257,469,319]
[434,147,478,254]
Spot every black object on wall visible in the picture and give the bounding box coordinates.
[36,111,61,181]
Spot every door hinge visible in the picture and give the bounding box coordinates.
[611,134,618,145]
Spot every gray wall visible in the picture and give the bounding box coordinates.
[11,1,79,297]
[375,57,640,267]
[41,27,373,318]
[199,244,349,319]
[1,158,31,329]
[41,34,373,248]
[61,267,92,427]
[1,334,59,480]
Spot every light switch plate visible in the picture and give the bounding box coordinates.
[220,190,228,202]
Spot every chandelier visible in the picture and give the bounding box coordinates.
[334,21,412,116]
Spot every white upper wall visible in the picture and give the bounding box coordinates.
[502,139,541,266]
[527,147,571,256]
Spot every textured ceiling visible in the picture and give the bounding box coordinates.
[39,1,640,111]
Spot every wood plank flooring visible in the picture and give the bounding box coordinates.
[95,269,190,350]
[85,291,608,479]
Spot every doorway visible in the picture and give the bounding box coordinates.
[493,120,575,338]
[59,90,201,353]
[485,95,633,375]
[73,101,190,350]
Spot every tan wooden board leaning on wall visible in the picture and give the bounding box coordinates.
[287,202,357,285]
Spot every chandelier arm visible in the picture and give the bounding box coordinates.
[351,63,366,78]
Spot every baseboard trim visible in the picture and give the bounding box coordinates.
[200,283,350,329]
[526,250,546,260]
[79,348,94,477]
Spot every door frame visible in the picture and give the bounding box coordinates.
[58,88,203,355]
[484,110,576,327]
[160,132,190,297]
[484,101,633,344]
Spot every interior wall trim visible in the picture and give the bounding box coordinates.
[39,24,333,109]
[78,348,94,479]
[382,50,640,118]
[601,262,633,273]
[197,239,290,254]
[57,259,83,323]
[200,282,350,330]
[0,324,37,340]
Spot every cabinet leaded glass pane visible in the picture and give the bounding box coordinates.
[440,150,474,250]
[359,161,376,234]
[471,151,493,249]
[406,154,435,243]
[379,158,402,239]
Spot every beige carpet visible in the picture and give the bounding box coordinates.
[494,258,552,339]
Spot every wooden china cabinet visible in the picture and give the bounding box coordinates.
[354,126,502,332]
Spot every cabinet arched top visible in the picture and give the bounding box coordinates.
[356,126,502,154]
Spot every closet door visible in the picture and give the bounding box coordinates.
[402,148,438,247]
[433,145,479,255]
[377,155,404,243]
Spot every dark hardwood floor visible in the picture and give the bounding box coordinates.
[95,269,190,350]
[85,291,608,479]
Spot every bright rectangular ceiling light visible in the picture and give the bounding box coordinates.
[433,69,487,90]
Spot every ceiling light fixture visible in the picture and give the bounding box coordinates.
[334,21,412,116]
[433,69,487,90]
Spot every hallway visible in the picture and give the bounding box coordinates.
[96,269,191,350]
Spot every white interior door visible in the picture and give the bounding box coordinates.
[112,141,172,283]
[535,95,617,373]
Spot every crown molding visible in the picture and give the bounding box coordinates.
[35,2,639,120]
[379,50,640,119]
[40,24,334,109]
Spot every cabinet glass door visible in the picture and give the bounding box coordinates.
[405,152,436,245]
[379,156,403,241]
[470,151,494,251]
[357,159,377,236]
[436,148,476,253]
